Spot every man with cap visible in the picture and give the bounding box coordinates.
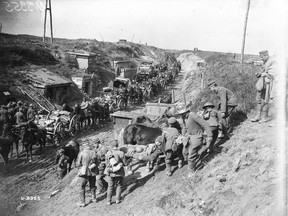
[185,110,213,176]
[76,144,99,207]
[200,102,223,153]
[105,140,127,205]
[27,104,37,122]
[208,80,237,136]
[162,117,183,176]
[251,50,276,123]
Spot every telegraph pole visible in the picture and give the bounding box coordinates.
[241,0,251,63]
[43,0,54,43]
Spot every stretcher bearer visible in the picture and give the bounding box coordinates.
[208,80,237,136]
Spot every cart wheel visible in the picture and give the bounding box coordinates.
[53,122,64,146]
[69,115,78,136]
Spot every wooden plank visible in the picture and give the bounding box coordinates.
[145,102,176,108]
[110,111,158,120]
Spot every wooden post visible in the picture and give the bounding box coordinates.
[171,89,175,103]
[43,0,53,43]
[241,0,251,63]
[201,69,204,90]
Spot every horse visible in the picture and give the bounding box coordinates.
[18,122,38,162]
[122,124,163,146]
[0,136,13,166]
[4,125,21,158]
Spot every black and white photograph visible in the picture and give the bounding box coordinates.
[0,0,287,215]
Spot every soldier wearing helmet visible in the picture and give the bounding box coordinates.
[200,102,223,153]
[104,140,127,206]
[185,109,213,176]
[174,102,190,135]
[162,117,183,176]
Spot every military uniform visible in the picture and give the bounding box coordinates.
[77,147,98,206]
[185,112,213,172]
[27,106,37,121]
[105,145,126,205]
[15,110,26,125]
[162,123,182,176]
[0,106,9,136]
[208,81,237,134]
[201,102,222,152]
[252,50,276,123]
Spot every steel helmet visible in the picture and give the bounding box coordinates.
[203,102,215,109]
[168,117,177,124]
[176,103,189,114]
[135,146,144,153]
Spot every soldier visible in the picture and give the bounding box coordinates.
[185,110,213,177]
[15,107,26,125]
[7,102,16,125]
[95,145,108,196]
[208,80,237,136]
[27,104,37,122]
[162,117,183,176]
[76,144,98,207]
[0,105,9,136]
[251,50,276,123]
[22,103,28,119]
[105,140,127,205]
[174,103,190,135]
[200,102,223,153]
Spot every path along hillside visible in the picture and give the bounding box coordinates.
[0,52,285,216]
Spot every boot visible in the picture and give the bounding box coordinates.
[259,104,271,123]
[91,188,97,203]
[251,104,262,122]
[178,160,183,169]
[165,160,172,176]
[77,190,86,207]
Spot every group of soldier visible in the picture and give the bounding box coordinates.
[71,79,237,207]
[111,67,179,109]
[0,49,276,208]
[72,49,276,207]
[0,101,38,137]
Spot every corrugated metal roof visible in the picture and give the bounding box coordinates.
[22,68,72,88]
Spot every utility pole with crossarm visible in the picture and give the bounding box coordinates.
[43,0,53,43]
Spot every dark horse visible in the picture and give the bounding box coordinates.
[0,136,13,166]
[123,124,163,146]
[17,122,37,162]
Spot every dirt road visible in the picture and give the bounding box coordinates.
[0,54,283,216]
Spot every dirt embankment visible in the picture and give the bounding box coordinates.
[0,52,284,216]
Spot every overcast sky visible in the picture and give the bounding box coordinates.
[1,0,286,55]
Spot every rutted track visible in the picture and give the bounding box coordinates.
[0,68,186,216]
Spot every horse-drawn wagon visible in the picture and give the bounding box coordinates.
[37,110,77,145]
